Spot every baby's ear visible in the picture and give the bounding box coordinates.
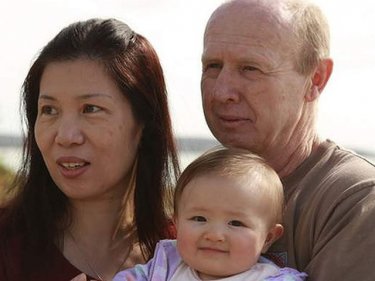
[172,214,178,227]
[261,224,284,253]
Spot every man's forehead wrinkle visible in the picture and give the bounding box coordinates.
[205,33,265,44]
[206,27,292,50]
[204,31,283,45]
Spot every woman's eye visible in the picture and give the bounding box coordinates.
[40,105,57,115]
[83,104,101,113]
[191,216,207,222]
[228,220,244,227]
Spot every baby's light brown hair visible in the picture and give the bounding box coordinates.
[174,146,284,226]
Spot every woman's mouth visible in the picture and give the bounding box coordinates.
[60,162,87,169]
[56,157,90,178]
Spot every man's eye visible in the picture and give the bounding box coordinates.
[228,220,244,227]
[242,65,259,72]
[83,104,101,113]
[204,63,221,71]
[202,62,222,79]
[40,105,57,115]
[191,216,207,222]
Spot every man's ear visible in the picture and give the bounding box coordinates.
[261,224,284,253]
[305,58,333,102]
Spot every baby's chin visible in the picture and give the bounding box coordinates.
[196,270,233,280]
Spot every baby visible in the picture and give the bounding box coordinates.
[113,147,307,280]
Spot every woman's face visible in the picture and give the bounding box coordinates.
[35,58,143,201]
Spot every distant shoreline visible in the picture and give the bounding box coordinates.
[0,134,220,151]
[0,135,374,171]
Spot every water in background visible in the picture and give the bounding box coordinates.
[0,135,221,172]
[0,135,374,172]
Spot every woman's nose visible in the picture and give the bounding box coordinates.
[54,115,85,147]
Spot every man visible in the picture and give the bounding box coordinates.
[201,0,375,280]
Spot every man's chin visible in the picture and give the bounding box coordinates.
[219,137,254,151]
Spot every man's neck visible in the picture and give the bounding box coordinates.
[263,100,322,178]
[266,133,321,179]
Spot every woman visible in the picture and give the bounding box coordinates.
[0,18,180,281]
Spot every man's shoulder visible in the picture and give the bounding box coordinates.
[328,140,375,167]
[284,139,375,209]
[318,140,375,185]
[294,139,375,184]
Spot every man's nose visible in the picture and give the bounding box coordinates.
[54,115,85,147]
[212,67,241,103]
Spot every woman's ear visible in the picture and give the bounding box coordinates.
[305,58,334,102]
[261,224,284,253]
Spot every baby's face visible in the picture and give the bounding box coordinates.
[175,174,273,280]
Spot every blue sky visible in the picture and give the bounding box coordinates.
[1,0,375,153]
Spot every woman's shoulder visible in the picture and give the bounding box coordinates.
[0,211,25,281]
[0,207,13,236]
[0,207,24,254]
[0,221,82,281]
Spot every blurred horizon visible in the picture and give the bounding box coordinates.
[0,134,374,173]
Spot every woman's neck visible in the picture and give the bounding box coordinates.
[63,198,139,281]
[69,198,122,244]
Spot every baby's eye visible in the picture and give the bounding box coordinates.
[40,105,58,116]
[83,104,101,113]
[228,220,245,227]
[190,216,207,222]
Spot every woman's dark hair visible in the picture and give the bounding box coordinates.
[1,18,180,266]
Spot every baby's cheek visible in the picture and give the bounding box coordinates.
[176,233,195,257]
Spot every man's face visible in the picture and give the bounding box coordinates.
[201,2,310,157]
